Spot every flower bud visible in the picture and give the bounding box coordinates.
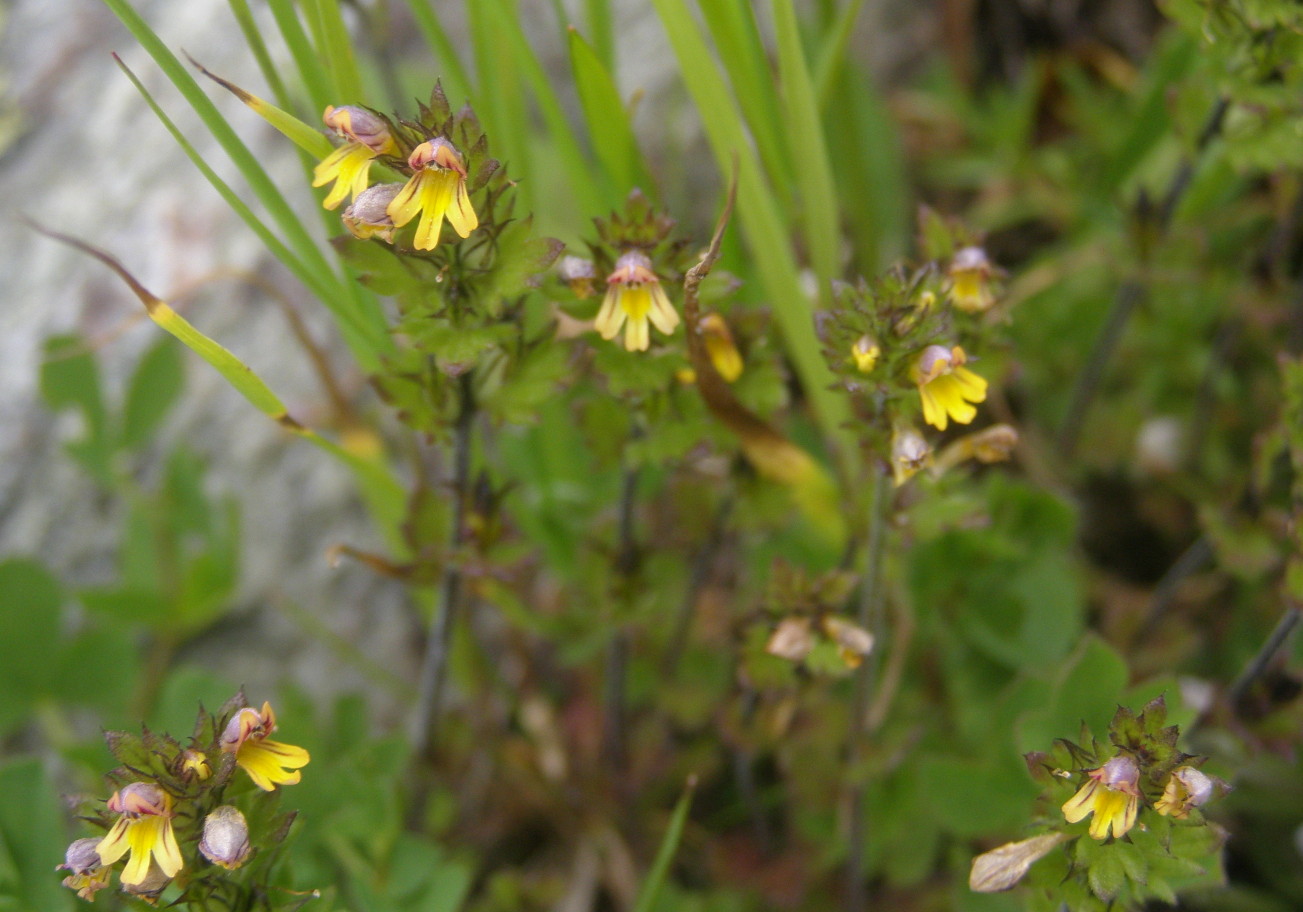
[58,838,111,902]
[177,749,212,782]
[1155,766,1216,819]
[199,805,252,870]
[558,255,598,299]
[323,105,394,155]
[948,246,996,313]
[851,335,880,374]
[120,862,172,904]
[821,616,874,668]
[342,183,403,241]
[700,313,744,382]
[766,617,814,661]
[891,428,932,486]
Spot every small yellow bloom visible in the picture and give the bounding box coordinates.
[386,138,479,250]
[912,344,987,431]
[1061,755,1141,840]
[948,246,996,314]
[851,335,880,373]
[177,748,211,782]
[312,105,397,210]
[699,313,743,381]
[1154,766,1214,819]
[594,251,681,351]
[821,616,874,669]
[58,837,112,902]
[96,783,183,886]
[220,701,310,791]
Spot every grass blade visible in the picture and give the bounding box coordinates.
[772,0,841,302]
[650,0,852,454]
[568,26,651,197]
[405,1,472,101]
[302,0,365,102]
[631,778,696,912]
[267,0,333,113]
[227,0,293,111]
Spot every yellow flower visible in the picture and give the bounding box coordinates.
[220,701,310,791]
[177,748,211,781]
[699,313,743,381]
[1062,755,1141,840]
[386,138,479,250]
[947,246,996,314]
[851,335,880,373]
[96,783,183,886]
[312,105,397,210]
[912,344,987,431]
[1154,766,1214,819]
[58,837,112,902]
[595,251,681,351]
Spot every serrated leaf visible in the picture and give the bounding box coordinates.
[1087,843,1126,901]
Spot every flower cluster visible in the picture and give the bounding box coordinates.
[974,697,1229,906]
[312,85,498,254]
[818,218,1014,488]
[59,694,308,905]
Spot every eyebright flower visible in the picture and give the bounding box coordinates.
[1154,766,1215,819]
[851,335,880,373]
[948,246,996,314]
[595,251,681,352]
[821,616,874,669]
[58,837,112,902]
[96,783,183,886]
[891,427,932,486]
[1061,755,1141,840]
[198,805,251,870]
[343,183,404,241]
[312,105,397,210]
[912,344,987,431]
[220,701,311,791]
[386,137,479,250]
[699,313,743,382]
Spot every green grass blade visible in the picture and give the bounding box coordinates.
[189,57,333,159]
[772,0,841,302]
[583,0,615,72]
[112,57,334,308]
[405,1,472,101]
[568,26,651,197]
[650,0,852,454]
[631,779,696,912]
[813,0,868,109]
[267,0,333,113]
[227,0,293,110]
[696,0,790,205]
[467,0,533,206]
[302,0,365,102]
[42,226,405,536]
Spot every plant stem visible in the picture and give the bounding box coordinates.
[1058,97,1228,457]
[603,453,642,774]
[846,469,890,912]
[410,370,476,757]
[1227,602,1302,710]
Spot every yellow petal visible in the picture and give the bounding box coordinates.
[647,284,681,336]
[96,817,131,867]
[445,179,479,238]
[386,173,427,228]
[1061,781,1097,824]
[594,288,624,340]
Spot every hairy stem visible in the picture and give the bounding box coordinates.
[847,470,891,912]
[410,370,476,757]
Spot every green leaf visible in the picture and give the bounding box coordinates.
[120,335,185,450]
[1087,843,1126,901]
[0,760,72,911]
[0,560,62,734]
[39,334,113,482]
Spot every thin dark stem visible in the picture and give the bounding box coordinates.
[410,371,476,757]
[603,457,641,773]
[1133,535,1214,647]
[1227,603,1302,709]
[661,497,733,678]
[1058,98,1229,458]
[846,470,890,912]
